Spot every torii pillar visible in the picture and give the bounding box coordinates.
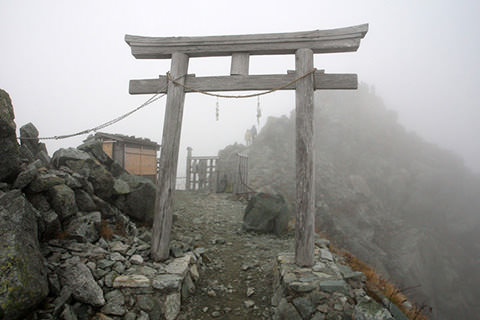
[125,24,368,266]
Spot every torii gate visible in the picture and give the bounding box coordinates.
[125,24,368,267]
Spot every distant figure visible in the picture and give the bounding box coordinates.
[250,125,257,143]
[245,129,252,146]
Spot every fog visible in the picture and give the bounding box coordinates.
[1,1,479,173]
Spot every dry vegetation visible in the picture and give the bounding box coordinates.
[327,240,432,320]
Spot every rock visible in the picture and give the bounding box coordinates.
[273,298,302,320]
[26,173,64,193]
[114,174,157,224]
[130,254,144,265]
[12,160,40,190]
[41,210,61,240]
[243,192,289,235]
[26,193,51,212]
[244,300,255,308]
[19,122,41,155]
[0,89,20,183]
[48,184,78,222]
[65,212,102,243]
[58,256,105,307]
[60,304,78,320]
[246,287,255,297]
[0,190,49,319]
[113,275,150,288]
[319,280,348,294]
[74,189,97,212]
[152,274,182,291]
[164,293,181,320]
[354,299,394,320]
[113,178,130,195]
[52,148,91,168]
[292,296,314,320]
[101,290,126,316]
[181,273,195,299]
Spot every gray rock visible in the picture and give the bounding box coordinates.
[101,290,126,316]
[113,178,131,195]
[26,193,51,212]
[13,160,40,189]
[136,295,154,311]
[181,273,195,299]
[292,296,314,320]
[60,304,78,320]
[354,299,394,320]
[41,210,61,240]
[0,190,49,319]
[130,254,144,265]
[243,192,289,235]
[273,298,302,320]
[58,256,105,307]
[164,293,181,320]
[74,189,97,212]
[319,280,348,294]
[112,261,126,274]
[152,274,182,291]
[65,211,101,243]
[0,89,20,183]
[48,184,78,222]
[26,173,64,193]
[114,174,157,224]
[19,122,41,156]
[52,148,91,168]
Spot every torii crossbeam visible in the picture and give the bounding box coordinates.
[125,24,368,267]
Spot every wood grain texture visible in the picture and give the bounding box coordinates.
[129,72,357,94]
[125,24,368,59]
[151,52,189,261]
[295,48,315,267]
[230,53,250,75]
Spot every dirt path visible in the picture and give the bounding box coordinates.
[171,191,294,320]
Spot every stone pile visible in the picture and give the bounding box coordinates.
[36,229,202,320]
[0,89,203,320]
[272,239,409,320]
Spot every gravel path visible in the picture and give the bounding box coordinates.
[172,191,295,320]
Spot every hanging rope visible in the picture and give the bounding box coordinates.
[15,74,190,141]
[18,69,317,141]
[166,68,317,99]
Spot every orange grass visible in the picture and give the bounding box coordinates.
[317,232,431,320]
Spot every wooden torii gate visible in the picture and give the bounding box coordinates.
[125,24,368,267]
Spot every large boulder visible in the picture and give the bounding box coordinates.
[243,192,289,235]
[64,211,102,243]
[0,89,20,183]
[51,148,91,168]
[114,174,157,224]
[0,190,49,319]
[48,184,78,222]
[57,256,105,307]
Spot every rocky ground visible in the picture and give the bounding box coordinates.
[172,191,295,320]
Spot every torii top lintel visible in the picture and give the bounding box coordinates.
[125,24,368,59]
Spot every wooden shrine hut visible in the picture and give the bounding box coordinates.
[84,132,160,182]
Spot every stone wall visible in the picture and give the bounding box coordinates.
[272,239,409,320]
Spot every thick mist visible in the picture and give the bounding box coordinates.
[0,1,479,173]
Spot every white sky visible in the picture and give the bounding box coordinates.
[1,0,479,173]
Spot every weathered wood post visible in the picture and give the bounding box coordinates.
[151,52,189,261]
[186,147,192,190]
[295,48,315,266]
